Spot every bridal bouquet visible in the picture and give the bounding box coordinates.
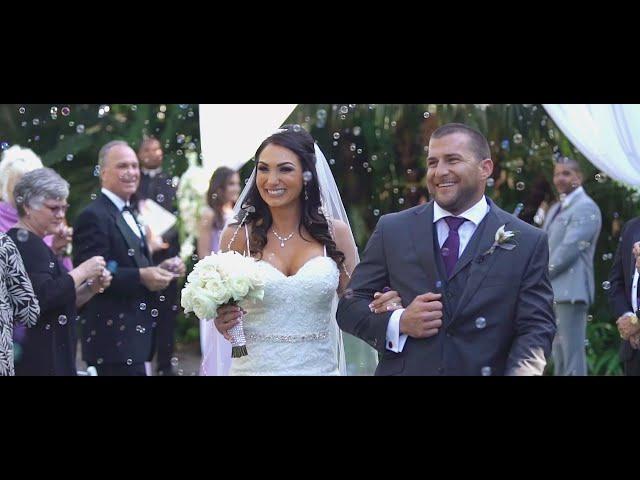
[181,251,265,357]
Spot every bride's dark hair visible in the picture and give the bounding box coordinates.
[236,124,345,270]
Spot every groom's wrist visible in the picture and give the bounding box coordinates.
[386,309,406,352]
[397,310,407,335]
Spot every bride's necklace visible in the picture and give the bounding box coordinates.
[272,228,295,248]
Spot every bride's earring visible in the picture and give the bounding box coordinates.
[304,183,309,201]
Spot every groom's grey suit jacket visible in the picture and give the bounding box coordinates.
[336,198,556,376]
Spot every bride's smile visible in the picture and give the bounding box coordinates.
[214,124,386,376]
[256,144,304,208]
[266,188,286,198]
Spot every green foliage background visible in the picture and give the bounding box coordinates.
[1,103,633,374]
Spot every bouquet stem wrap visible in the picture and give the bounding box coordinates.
[229,310,248,358]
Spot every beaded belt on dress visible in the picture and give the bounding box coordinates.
[245,329,330,343]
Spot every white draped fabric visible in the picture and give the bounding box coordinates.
[543,104,640,187]
[198,104,298,174]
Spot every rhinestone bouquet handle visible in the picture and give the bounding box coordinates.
[228,306,248,358]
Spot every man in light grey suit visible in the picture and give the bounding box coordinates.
[337,124,556,376]
[543,158,601,376]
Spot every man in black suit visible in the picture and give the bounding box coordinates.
[73,140,184,376]
[135,137,181,376]
[608,217,640,376]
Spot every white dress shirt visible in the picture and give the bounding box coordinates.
[101,188,143,239]
[561,186,584,209]
[547,186,584,228]
[385,196,491,352]
[632,269,638,314]
[141,167,163,178]
[619,268,639,323]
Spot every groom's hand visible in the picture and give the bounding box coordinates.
[399,292,443,339]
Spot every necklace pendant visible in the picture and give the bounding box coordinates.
[280,242,285,248]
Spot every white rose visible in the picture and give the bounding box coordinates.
[186,269,201,286]
[191,288,219,320]
[228,277,250,300]
[204,277,224,294]
[216,251,239,270]
[211,285,232,306]
[181,286,195,313]
[196,263,221,282]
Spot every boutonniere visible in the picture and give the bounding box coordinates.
[481,225,518,258]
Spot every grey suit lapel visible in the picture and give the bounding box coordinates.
[407,202,459,321]
[565,188,586,209]
[544,202,561,233]
[549,189,587,230]
[448,204,510,326]
[408,202,440,289]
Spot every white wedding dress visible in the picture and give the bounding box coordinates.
[229,253,341,376]
[204,136,378,376]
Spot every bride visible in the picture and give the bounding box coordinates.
[206,125,403,376]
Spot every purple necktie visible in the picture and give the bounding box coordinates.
[442,216,468,278]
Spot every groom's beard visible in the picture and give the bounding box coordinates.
[429,179,482,215]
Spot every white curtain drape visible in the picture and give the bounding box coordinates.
[543,104,640,187]
[198,104,298,175]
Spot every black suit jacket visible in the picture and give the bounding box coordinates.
[135,171,180,263]
[608,216,640,365]
[337,198,557,376]
[73,194,157,365]
[8,229,77,376]
[135,171,182,368]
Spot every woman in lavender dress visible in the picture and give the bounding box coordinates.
[197,167,241,375]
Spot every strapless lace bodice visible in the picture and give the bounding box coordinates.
[229,256,341,376]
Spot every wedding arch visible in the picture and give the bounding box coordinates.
[543,104,640,187]
[198,104,297,175]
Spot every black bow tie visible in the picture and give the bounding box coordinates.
[122,205,134,214]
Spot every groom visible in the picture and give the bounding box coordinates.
[337,123,556,376]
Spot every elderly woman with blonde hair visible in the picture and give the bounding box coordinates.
[0,146,74,264]
[0,145,44,230]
